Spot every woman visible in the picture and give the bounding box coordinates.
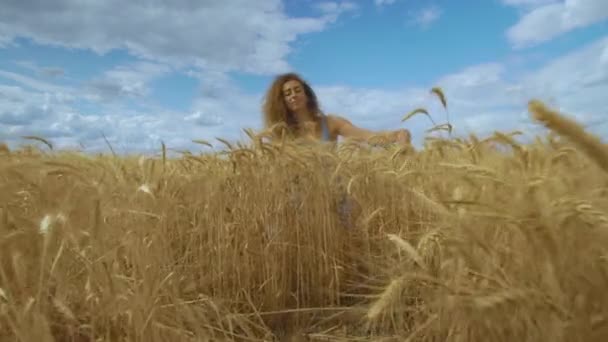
[262,72,411,230]
[262,72,412,146]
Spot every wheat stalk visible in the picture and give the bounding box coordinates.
[402,107,436,126]
[430,87,451,137]
[529,99,608,173]
[21,136,53,150]
[366,276,405,321]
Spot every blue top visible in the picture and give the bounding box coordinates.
[319,113,331,141]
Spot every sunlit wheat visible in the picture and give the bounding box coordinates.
[0,100,606,342]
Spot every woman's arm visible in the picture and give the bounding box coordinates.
[327,114,411,145]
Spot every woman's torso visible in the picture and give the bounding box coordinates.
[295,113,338,143]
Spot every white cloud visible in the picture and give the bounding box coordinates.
[188,70,264,137]
[0,0,354,76]
[374,0,397,7]
[3,29,607,153]
[0,79,85,147]
[502,0,559,7]
[0,61,266,154]
[314,64,524,141]
[316,86,428,125]
[0,87,226,154]
[407,6,443,29]
[13,61,65,79]
[506,0,608,48]
[0,70,70,94]
[602,44,608,63]
[435,35,608,138]
[520,37,608,93]
[0,28,11,48]
[3,34,607,152]
[84,62,172,102]
[315,1,359,16]
[317,35,608,143]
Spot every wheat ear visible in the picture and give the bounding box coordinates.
[528,100,608,173]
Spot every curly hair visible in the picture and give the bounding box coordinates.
[262,72,323,137]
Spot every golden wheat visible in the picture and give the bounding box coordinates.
[529,99,608,173]
[0,100,607,341]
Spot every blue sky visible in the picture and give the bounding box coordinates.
[0,0,607,154]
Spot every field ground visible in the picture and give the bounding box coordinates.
[1,101,608,341]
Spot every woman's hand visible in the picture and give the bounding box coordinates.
[327,114,412,147]
[377,128,411,147]
[366,129,412,148]
[391,128,411,145]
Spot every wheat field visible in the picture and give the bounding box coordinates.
[1,100,607,341]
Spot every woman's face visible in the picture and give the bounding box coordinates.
[282,79,308,113]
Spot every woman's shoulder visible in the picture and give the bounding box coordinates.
[324,113,352,127]
[322,113,347,121]
[322,113,352,136]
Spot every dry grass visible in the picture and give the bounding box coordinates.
[1,100,608,341]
